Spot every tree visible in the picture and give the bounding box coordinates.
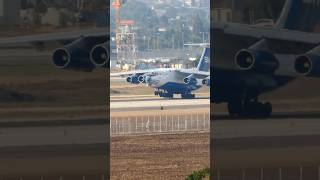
[185,168,210,180]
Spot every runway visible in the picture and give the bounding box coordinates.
[213,110,320,120]
[111,93,209,102]
[213,113,320,139]
[212,111,320,179]
[110,95,210,112]
[0,117,108,177]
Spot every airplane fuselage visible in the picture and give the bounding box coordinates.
[146,69,202,95]
[116,47,210,99]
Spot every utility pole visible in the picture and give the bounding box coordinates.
[156,33,159,50]
[112,0,137,66]
[112,0,121,40]
[200,32,206,43]
[172,34,175,49]
[182,31,184,49]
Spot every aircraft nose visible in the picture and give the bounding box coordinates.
[145,76,152,84]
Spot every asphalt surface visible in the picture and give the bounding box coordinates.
[110,96,210,112]
[213,112,320,138]
[0,117,108,177]
[212,112,320,178]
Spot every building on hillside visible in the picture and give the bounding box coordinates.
[212,8,232,23]
[0,0,21,26]
[169,58,195,69]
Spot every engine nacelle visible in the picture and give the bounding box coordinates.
[52,38,93,71]
[183,75,197,85]
[126,74,140,84]
[294,53,320,77]
[52,37,105,72]
[234,49,279,73]
[90,42,109,68]
[202,77,210,86]
[138,75,146,83]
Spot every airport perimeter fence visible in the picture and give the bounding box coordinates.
[110,112,210,136]
[214,165,320,180]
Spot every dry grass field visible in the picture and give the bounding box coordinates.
[111,132,209,180]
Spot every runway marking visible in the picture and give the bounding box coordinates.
[110,93,209,99]
[111,98,209,110]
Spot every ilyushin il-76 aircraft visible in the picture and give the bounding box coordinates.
[0,28,109,72]
[212,0,320,117]
[111,47,210,99]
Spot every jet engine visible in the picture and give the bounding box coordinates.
[138,75,146,83]
[234,49,279,73]
[90,42,109,68]
[183,75,197,85]
[294,53,320,77]
[52,37,105,71]
[126,74,140,84]
[202,77,210,86]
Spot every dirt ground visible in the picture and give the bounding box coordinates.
[111,132,209,180]
[0,53,108,119]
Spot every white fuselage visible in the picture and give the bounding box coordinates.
[144,69,202,93]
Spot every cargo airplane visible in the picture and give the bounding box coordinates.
[111,47,210,99]
[212,0,320,117]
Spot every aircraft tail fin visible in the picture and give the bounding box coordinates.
[276,0,320,32]
[197,47,210,72]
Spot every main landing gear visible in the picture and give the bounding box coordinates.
[227,98,272,118]
[181,93,195,99]
[154,90,195,99]
[154,90,174,99]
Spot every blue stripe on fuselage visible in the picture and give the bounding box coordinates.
[158,82,201,94]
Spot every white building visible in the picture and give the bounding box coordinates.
[0,0,21,26]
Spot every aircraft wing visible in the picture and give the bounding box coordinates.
[213,21,320,78]
[212,22,320,45]
[0,27,108,46]
[0,27,109,72]
[110,68,173,77]
[111,68,210,77]
[178,69,209,78]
